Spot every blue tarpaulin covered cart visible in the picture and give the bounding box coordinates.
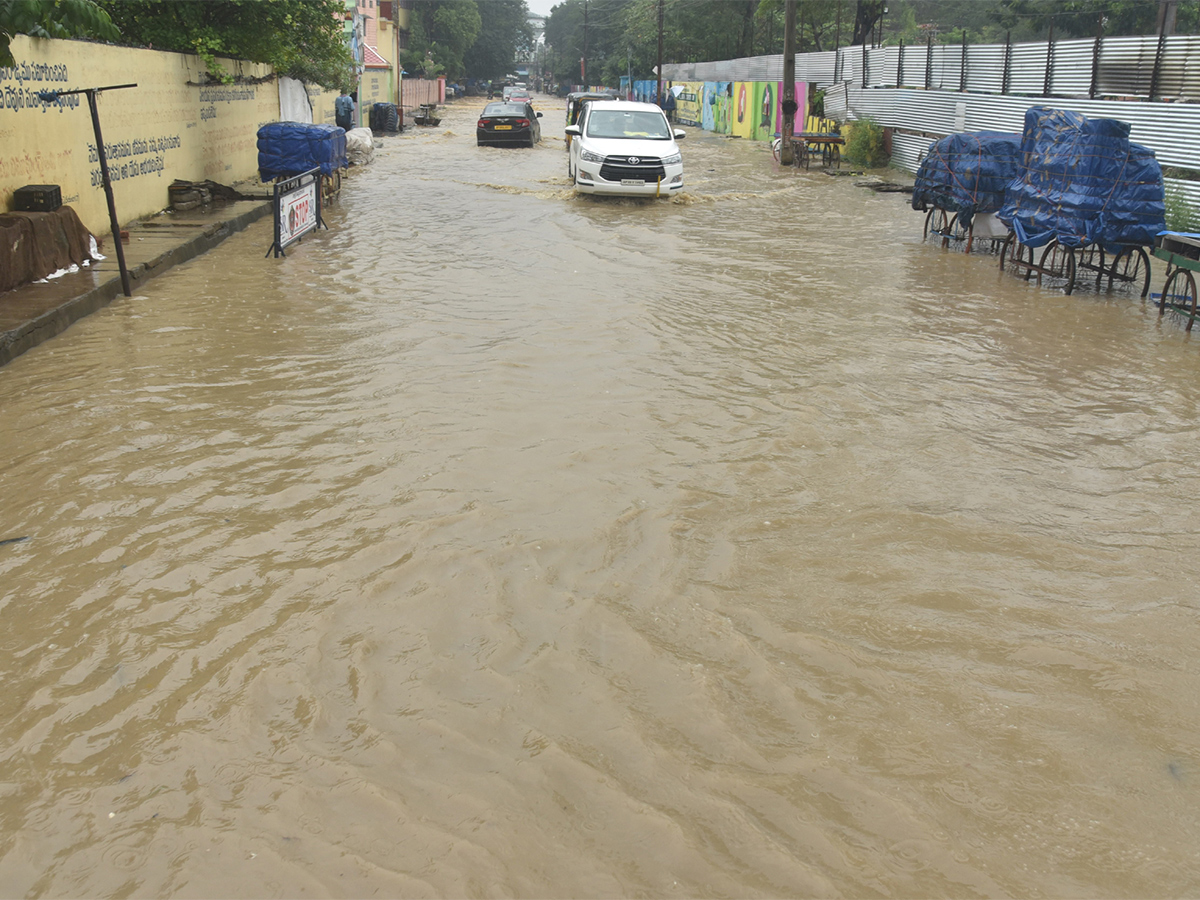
[997,107,1165,295]
[912,131,1022,252]
[257,122,348,199]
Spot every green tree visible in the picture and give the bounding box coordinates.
[464,0,532,80]
[1,0,119,67]
[96,0,353,88]
[400,0,482,79]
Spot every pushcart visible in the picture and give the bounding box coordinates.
[1152,232,1200,330]
[999,235,1151,297]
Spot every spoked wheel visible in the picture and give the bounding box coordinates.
[1073,245,1104,291]
[944,213,971,251]
[924,208,949,243]
[1108,246,1152,297]
[1000,233,1034,278]
[1161,268,1199,331]
[1037,241,1077,294]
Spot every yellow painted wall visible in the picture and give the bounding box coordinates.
[308,84,339,127]
[673,82,703,127]
[1,35,329,236]
[361,69,389,110]
[731,82,754,139]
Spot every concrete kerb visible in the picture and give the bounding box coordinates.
[0,200,271,368]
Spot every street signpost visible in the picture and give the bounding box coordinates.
[266,168,324,258]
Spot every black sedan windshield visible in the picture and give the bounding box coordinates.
[482,102,527,117]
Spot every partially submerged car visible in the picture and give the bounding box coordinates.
[477,101,543,147]
[565,100,684,197]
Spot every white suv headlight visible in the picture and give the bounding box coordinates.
[580,148,606,163]
[661,151,682,165]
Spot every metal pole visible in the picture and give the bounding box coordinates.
[960,31,967,92]
[84,89,132,297]
[656,0,664,103]
[1089,15,1103,99]
[781,0,797,165]
[583,0,589,88]
[1002,31,1011,94]
[1150,24,1168,100]
[1043,20,1055,97]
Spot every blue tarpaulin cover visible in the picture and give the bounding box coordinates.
[911,131,1022,227]
[257,122,347,180]
[997,107,1165,250]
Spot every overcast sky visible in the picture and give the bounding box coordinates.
[527,0,557,17]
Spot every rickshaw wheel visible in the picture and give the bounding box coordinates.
[924,208,948,243]
[1109,246,1151,297]
[1038,242,1077,294]
[1000,233,1033,278]
[1162,268,1199,330]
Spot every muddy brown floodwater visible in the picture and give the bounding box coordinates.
[3,94,1200,898]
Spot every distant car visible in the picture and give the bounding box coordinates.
[507,90,533,107]
[565,100,684,197]
[477,101,543,147]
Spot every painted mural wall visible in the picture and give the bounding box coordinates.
[1,35,337,236]
[624,78,809,141]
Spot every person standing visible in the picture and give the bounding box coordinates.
[335,91,356,131]
[661,87,676,124]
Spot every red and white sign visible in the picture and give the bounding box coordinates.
[279,179,318,247]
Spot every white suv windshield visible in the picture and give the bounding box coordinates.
[585,110,671,140]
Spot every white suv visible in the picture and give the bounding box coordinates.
[565,100,685,197]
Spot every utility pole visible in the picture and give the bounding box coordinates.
[781,0,797,165]
[656,0,664,103]
[583,0,589,88]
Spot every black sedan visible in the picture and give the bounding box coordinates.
[476,101,543,147]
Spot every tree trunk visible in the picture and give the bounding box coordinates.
[850,0,884,46]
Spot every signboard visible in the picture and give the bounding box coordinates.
[266,167,324,257]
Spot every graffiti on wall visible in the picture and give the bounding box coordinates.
[87,134,182,185]
[198,83,257,122]
[0,60,79,113]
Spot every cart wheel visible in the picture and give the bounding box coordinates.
[1000,233,1033,277]
[1109,246,1152,297]
[1074,245,1104,290]
[945,213,970,250]
[1038,242,1077,294]
[925,208,949,243]
[321,170,342,202]
[1161,268,1198,330]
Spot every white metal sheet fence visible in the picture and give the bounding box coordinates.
[662,33,1200,100]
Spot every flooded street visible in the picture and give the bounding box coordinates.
[4,94,1200,897]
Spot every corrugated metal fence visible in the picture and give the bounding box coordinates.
[662,33,1200,100]
[662,33,1200,209]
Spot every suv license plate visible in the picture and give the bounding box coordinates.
[621,178,645,185]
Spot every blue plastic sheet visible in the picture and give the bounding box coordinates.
[997,107,1165,250]
[257,122,348,180]
[911,131,1022,227]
